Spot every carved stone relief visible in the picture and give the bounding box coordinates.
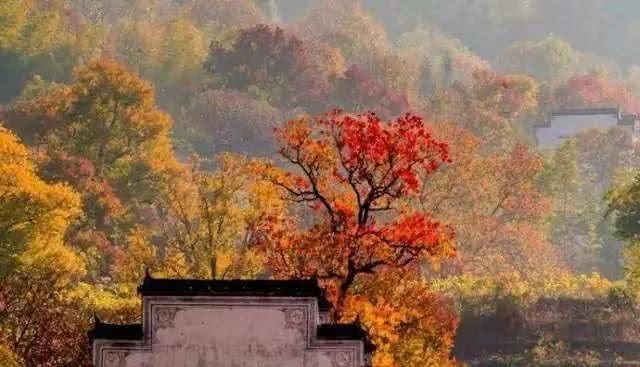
[325,350,354,367]
[104,351,126,367]
[153,306,180,332]
[283,307,307,333]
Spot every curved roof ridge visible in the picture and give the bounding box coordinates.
[138,276,332,311]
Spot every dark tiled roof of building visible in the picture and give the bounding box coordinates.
[91,276,373,347]
[550,107,620,117]
[89,318,143,342]
[534,107,622,128]
[317,323,367,340]
[138,274,332,311]
[318,323,376,352]
[91,320,374,351]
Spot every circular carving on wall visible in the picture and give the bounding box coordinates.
[283,308,307,328]
[332,351,353,367]
[287,309,305,325]
[104,351,126,367]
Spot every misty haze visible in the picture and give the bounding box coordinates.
[2,1,640,366]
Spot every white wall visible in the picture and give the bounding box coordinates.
[536,114,621,149]
[94,297,364,367]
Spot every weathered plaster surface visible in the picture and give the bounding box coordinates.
[93,297,364,367]
[536,113,620,148]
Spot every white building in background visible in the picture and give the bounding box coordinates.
[91,275,372,367]
[534,108,640,149]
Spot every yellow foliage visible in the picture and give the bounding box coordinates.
[0,124,88,365]
[114,17,207,87]
[0,0,101,62]
[433,270,613,310]
[72,282,141,324]
[0,0,29,49]
[0,124,83,280]
[147,153,286,279]
[113,226,157,286]
[296,0,391,62]
[342,271,459,367]
[0,342,21,367]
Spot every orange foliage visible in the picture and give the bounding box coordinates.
[553,74,640,112]
[258,110,458,365]
[343,270,459,367]
[421,123,557,276]
[431,70,539,149]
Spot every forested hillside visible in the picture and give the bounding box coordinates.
[3,1,640,366]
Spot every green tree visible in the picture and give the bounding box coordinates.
[396,24,490,92]
[156,18,207,86]
[608,176,640,290]
[0,0,28,49]
[500,35,578,82]
[537,139,592,270]
[538,127,637,277]
[113,17,207,89]
[0,0,101,101]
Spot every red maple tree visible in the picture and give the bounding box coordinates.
[261,110,455,313]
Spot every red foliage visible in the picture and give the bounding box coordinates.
[553,74,640,112]
[332,65,410,119]
[207,25,303,87]
[431,70,538,148]
[1,271,92,367]
[185,90,284,157]
[42,151,125,225]
[205,24,330,110]
[262,111,454,312]
[39,151,126,278]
